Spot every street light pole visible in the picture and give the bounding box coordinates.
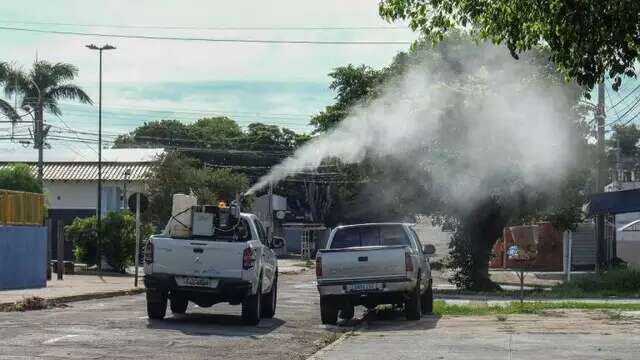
[86,44,116,273]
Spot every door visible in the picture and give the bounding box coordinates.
[255,219,277,292]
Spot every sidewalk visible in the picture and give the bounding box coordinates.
[0,274,141,307]
[0,258,308,309]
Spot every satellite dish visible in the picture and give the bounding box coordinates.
[276,210,286,220]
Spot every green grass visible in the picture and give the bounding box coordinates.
[437,268,640,299]
[432,300,640,316]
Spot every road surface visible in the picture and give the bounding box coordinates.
[0,271,344,360]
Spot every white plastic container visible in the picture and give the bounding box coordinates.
[168,193,197,238]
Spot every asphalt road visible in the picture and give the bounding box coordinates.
[0,271,346,360]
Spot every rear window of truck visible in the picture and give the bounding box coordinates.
[330,225,410,249]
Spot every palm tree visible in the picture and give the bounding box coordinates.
[4,61,93,184]
[0,61,19,121]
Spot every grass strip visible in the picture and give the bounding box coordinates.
[433,300,640,316]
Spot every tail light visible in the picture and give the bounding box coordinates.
[316,256,322,277]
[144,239,154,264]
[243,247,256,270]
[405,252,414,272]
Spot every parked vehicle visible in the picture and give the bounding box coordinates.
[143,212,283,325]
[315,223,434,324]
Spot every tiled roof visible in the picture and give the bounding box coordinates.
[0,162,155,181]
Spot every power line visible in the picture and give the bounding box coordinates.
[0,19,406,31]
[0,26,414,45]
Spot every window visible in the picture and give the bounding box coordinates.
[330,225,411,249]
[255,220,268,245]
[408,227,422,252]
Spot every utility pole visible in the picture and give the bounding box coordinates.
[86,44,116,274]
[30,80,44,189]
[595,79,607,271]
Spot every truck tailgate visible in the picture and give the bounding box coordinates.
[319,245,408,282]
[152,237,246,278]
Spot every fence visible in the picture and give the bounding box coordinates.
[0,189,45,226]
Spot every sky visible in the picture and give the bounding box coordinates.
[0,0,418,160]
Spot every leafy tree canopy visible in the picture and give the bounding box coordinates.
[0,164,42,193]
[379,0,640,93]
[609,124,640,156]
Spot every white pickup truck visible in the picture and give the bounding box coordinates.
[143,213,283,325]
[315,223,434,324]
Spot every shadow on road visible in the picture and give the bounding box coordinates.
[147,312,285,336]
[361,307,441,332]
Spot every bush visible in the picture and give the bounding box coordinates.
[0,164,42,193]
[66,211,154,273]
[554,267,640,295]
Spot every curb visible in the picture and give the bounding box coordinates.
[306,331,353,360]
[0,288,146,312]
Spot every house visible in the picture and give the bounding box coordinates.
[0,148,164,261]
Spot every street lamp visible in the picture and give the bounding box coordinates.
[86,43,116,273]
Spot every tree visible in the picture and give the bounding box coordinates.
[379,0,640,92]
[310,65,385,132]
[5,61,93,118]
[609,124,640,157]
[145,152,250,226]
[0,61,19,121]
[113,120,191,148]
[0,164,42,193]
[310,35,591,290]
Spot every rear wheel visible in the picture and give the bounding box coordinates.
[261,274,278,318]
[320,296,338,325]
[170,294,188,314]
[405,276,422,321]
[421,280,434,315]
[146,289,167,320]
[242,279,262,325]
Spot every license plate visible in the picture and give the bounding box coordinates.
[347,283,380,292]
[176,276,219,288]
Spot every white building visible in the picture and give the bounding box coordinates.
[0,148,164,261]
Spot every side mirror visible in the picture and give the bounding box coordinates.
[423,244,436,255]
[271,236,285,249]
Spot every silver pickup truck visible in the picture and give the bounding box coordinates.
[315,223,434,324]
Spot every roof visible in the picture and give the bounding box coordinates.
[0,162,155,181]
[0,148,164,162]
[587,189,640,216]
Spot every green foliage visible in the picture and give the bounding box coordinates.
[554,268,640,296]
[0,164,42,193]
[66,212,154,273]
[379,0,640,93]
[4,61,92,116]
[310,65,385,132]
[146,152,250,226]
[609,124,640,156]
[433,300,640,316]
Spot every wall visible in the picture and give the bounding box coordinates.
[45,181,145,211]
[0,225,47,290]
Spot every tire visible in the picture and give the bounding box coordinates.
[339,304,354,320]
[146,289,167,320]
[320,296,338,325]
[421,280,434,315]
[170,294,188,314]
[242,278,262,325]
[405,276,422,321]
[261,274,278,318]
